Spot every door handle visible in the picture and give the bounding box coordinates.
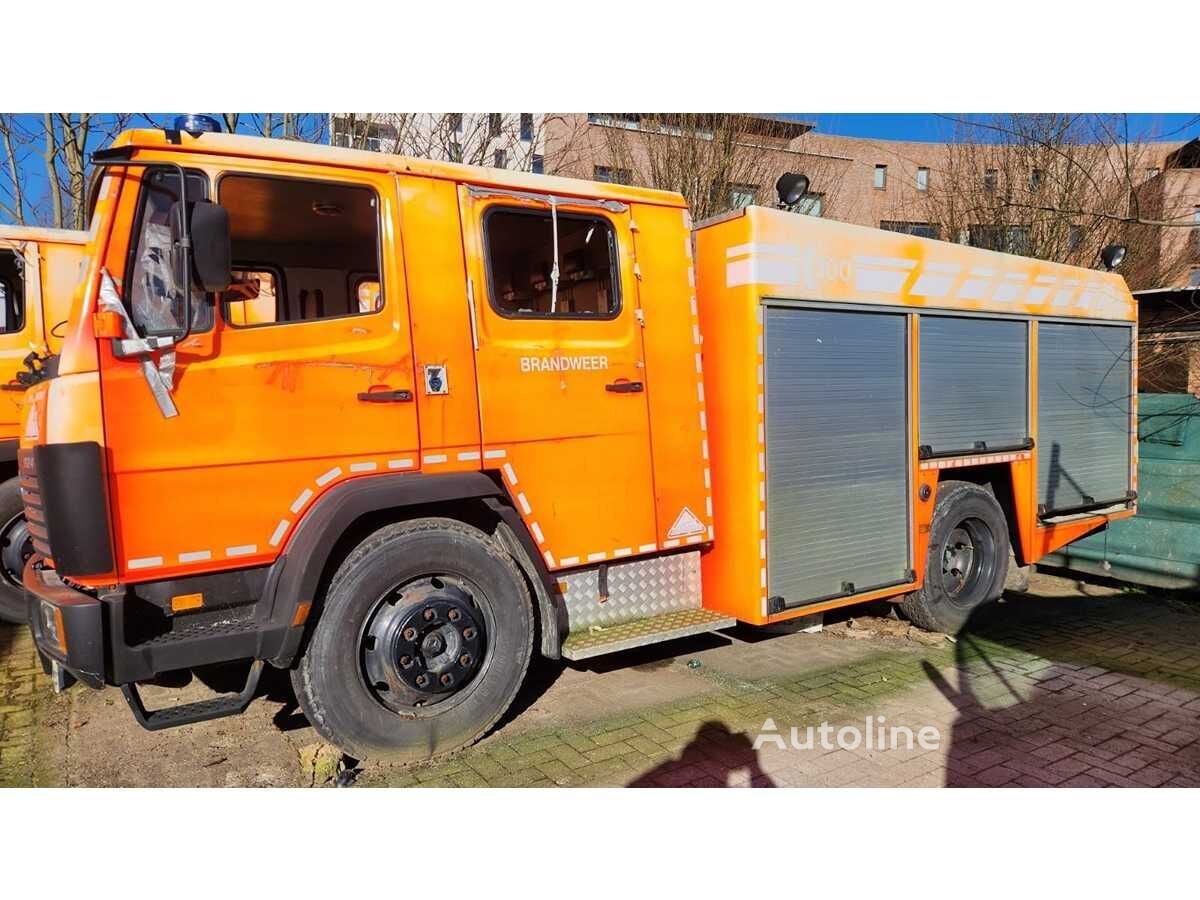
[605,380,644,394]
[357,389,413,403]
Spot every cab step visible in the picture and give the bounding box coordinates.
[561,608,735,661]
[120,660,264,731]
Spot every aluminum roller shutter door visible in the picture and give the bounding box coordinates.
[765,306,910,606]
[919,316,1028,455]
[1037,322,1133,512]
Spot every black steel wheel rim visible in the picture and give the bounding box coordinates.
[939,517,997,607]
[0,513,32,589]
[360,575,489,714]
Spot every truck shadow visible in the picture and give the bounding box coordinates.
[924,586,1200,788]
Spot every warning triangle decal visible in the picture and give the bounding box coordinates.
[667,506,705,539]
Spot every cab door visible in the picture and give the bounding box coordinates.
[95,161,418,580]
[460,186,657,569]
[0,237,44,438]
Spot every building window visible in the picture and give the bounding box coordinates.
[594,165,632,185]
[1189,268,1200,287]
[1030,169,1044,190]
[494,149,507,169]
[448,113,463,133]
[366,136,382,153]
[0,249,25,334]
[1068,225,1084,252]
[874,164,887,190]
[531,154,545,175]
[795,192,823,217]
[520,114,534,142]
[880,221,939,240]
[916,167,929,191]
[984,169,998,193]
[488,113,502,138]
[484,207,619,319]
[729,184,758,209]
[1147,167,1161,179]
[968,224,1030,256]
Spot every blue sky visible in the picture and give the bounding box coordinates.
[795,113,1199,143]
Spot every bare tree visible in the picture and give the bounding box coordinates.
[0,114,29,224]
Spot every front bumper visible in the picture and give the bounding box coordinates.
[24,557,106,688]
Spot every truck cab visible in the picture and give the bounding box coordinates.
[0,225,87,621]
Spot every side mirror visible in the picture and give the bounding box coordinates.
[170,199,232,293]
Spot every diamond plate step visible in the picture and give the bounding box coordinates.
[561,608,735,661]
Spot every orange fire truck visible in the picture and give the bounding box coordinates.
[20,121,1137,760]
[0,225,88,622]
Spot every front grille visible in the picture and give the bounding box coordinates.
[18,449,52,560]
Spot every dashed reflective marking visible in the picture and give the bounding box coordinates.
[708,525,715,541]
[316,467,342,487]
[226,544,258,557]
[128,556,163,570]
[695,352,703,374]
[349,461,378,472]
[692,323,702,344]
[587,551,606,562]
[178,550,212,563]
[290,488,313,514]
[760,567,768,588]
[690,296,698,316]
[704,468,711,489]
[530,521,545,544]
[423,454,448,465]
[706,495,713,517]
[685,535,703,545]
[483,449,507,460]
[613,547,633,558]
[760,538,767,558]
[457,451,481,462]
[269,520,290,547]
[699,411,707,432]
[702,439,709,460]
[543,550,556,567]
[662,539,681,549]
[638,543,657,553]
[560,556,580,567]
[502,463,518,485]
[388,458,414,470]
[516,492,532,515]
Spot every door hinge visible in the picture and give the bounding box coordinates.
[634,308,645,327]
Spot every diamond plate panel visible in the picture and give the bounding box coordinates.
[560,551,702,631]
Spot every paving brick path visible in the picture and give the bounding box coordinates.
[2,572,1198,787]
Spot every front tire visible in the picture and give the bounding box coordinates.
[0,477,32,624]
[900,480,1010,634]
[292,517,534,762]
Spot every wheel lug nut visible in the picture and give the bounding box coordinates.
[459,654,472,667]
[423,607,435,621]
[399,655,412,668]
[448,609,460,621]
[440,674,453,686]
[402,627,417,641]
[463,627,476,640]
[415,674,428,686]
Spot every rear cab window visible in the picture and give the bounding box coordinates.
[0,248,25,334]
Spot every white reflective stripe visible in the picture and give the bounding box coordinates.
[128,556,163,570]
[638,543,657,553]
[760,567,768,588]
[388,458,414,470]
[502,463,518,485]
[290,488,313,514]
[587,552,606,562]
[704,468,711,489]
[690,296,698,316]
[699,411,707,432]
[269,520,290,547]
[685,535,703,545]
[760,538,767,558]
[694,352,703,374]
[530,521,545,544]
[349,462,378,473]
[483,449,507,460]
[178,550,212,563]
[316,467,342,487]
[226,544,258,557]
[854,268,907,294]
[423,454,448,465]
[855,255,918,270]
[706,495,713,517]
[662,539,681,549]
[702,439,709,460]
[708,525,715,541]
[560,556,580,567]
[543,550,556,567]
[910,274,953,298]
[516,492,532,515]
[692,323,702,345]
[613,547,633,558]
[697,382,705,403]
[457,451,481,462]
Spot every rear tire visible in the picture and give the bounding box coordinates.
[0,477,31,625]
[900,480,1010,634]
[292,517,534,762]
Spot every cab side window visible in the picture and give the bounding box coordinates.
[219,174,382,327]
[0,249,25,334]
[484,207,620,318]
[127,169,213,336]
